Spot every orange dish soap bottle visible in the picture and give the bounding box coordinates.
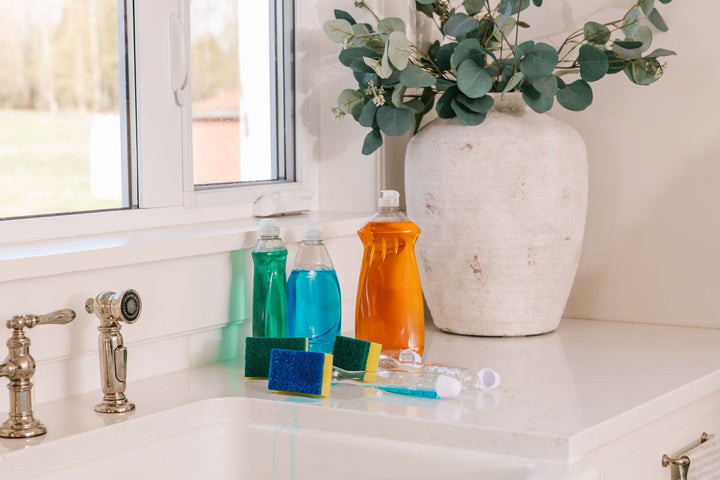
[355,190,424,357]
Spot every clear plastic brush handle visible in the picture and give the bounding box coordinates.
[332,367,461,399]
[378,354,501,391]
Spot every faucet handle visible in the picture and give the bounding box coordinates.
[7,309,76,330]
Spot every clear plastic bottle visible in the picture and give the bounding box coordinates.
[287,224,342,353]
[251,219,288,338]
[355,190,424,356]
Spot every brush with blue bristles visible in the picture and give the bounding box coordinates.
[267,348,462,399]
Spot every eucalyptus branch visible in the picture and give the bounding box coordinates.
[354,1,380,22]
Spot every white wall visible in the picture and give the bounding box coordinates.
[522,1,720,328]
[390,1,720,328]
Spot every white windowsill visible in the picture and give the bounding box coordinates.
[0,211,369,283]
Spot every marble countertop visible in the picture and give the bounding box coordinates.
[2,318,720,463]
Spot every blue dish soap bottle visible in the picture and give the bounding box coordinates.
[251,219,288,338]
[288,224,341,353]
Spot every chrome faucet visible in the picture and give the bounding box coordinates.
[85,290,141,414]
[0,309,76,438]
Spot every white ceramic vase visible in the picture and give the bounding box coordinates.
[405,93,588,336]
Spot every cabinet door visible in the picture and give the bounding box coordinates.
[584,389,720,479]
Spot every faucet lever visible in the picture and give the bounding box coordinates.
[0,308,76,438]
[7,309,76,330]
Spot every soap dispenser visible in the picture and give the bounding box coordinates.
[251,219,288,338]
[287,224,341,353]
[355,190,424,356]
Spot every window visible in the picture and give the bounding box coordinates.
[190,0,294,186]
[0,0,133,219]
[0,0,297,226]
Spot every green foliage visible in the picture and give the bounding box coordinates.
[323,0,676,154]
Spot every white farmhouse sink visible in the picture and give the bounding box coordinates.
[0,397,590,480]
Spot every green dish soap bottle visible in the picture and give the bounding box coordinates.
[251,219,288,337]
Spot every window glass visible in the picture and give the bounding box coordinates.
[0,0,130,219]
[191,0,287,187]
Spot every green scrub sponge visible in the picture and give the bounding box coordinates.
[244,337,308,378]
[267,349,333,397]
[332,336,381,373]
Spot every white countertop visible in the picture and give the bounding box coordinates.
[2,318,719,464]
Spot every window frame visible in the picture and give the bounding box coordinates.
[0,0,315,245]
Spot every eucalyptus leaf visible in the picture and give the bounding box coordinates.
[451,38,487,71]
[358,100,378,127]
[648,8,668,32]
[612,44,643,60]
[337,89,366,116]
[416,0,434,3]
[436,86,459,119]
[391,85,407,109]
[605,51,629,74]
[399,64,437,88]
[658,0,671,3]
[625,58,663,85]
[463,0,484,16]
[404,99,426,113]
[556,80,593,111]
[645,48,677,58]
[349,24,371,47]
[614,40,644,49]
[435,43,458,71]
[364,57,391,78]
[583,21,611,45]
[334,9,356,25]
[531,75,558,95]
[387,31,411,70]
[578,44,609,82]
[443,13,479,38]
[630,26,653,53]
[451,98,488,126]
[519,42,558,77]
[456,93,494,113]
[435,78,457,91]
[497,0,531,15]
[362,128,383,155]
[639,0,654,15]
[512,40,535,64]
[381,46,392,77]
[376,105,414,136]
[621,8,641,38]
[521,84,554,113]
[378,17,406,34]
[456,59,493,99]
[532,0,542,5]
[503,71,525,93]
[340,47,376,67]
[350,57,375,73]
[323,19,354,43]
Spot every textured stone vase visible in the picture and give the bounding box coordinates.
[405,93,588,336]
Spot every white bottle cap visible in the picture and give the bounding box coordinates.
[302,223,323,241]
[258,219,280,237]
[477,368,501,391]
[378,190,400,208]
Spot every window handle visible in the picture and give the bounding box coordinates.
[170,13,189,106]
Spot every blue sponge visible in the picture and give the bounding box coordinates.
[268,349,333,397]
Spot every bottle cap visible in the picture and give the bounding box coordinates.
[302,223,324,241]
[378,190,400,208]
[258,219,280,237]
